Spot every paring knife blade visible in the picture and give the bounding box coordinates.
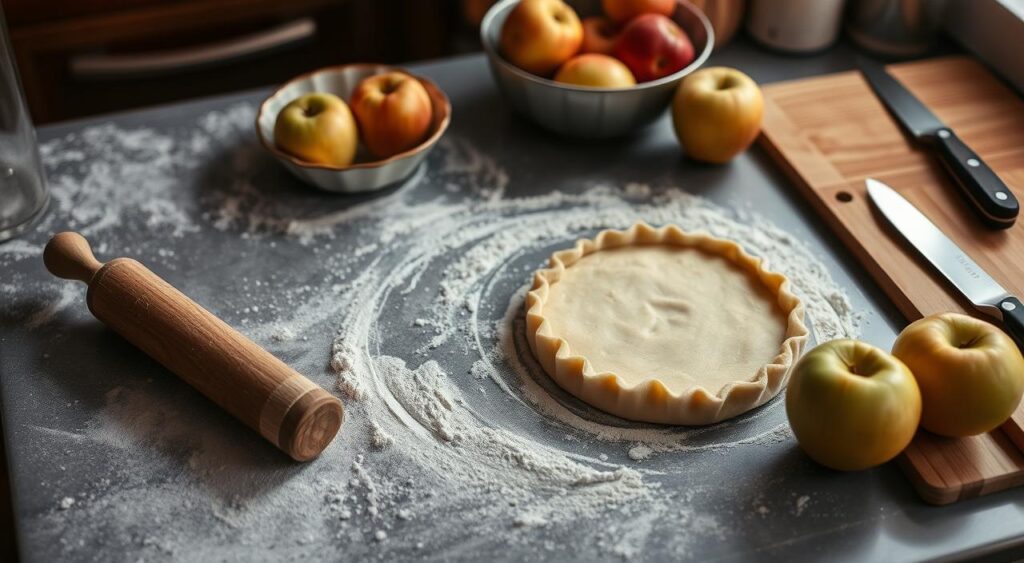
[858,57,1019,229]
[866,178,1024,347]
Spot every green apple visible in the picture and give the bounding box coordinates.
[786,339,922,471]
[273,92,358,167]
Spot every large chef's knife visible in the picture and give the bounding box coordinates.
[866,178,1024,346]
[859,57,1019,229]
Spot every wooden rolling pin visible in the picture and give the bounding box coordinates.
[43,232,343,462]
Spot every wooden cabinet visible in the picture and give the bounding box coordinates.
[4,0,466,123]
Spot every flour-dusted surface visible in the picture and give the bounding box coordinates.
[3,54,1019,563]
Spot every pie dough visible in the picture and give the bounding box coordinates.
[525,223,808,425]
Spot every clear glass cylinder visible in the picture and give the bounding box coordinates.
[0,4,48,243]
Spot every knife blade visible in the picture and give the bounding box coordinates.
[858,57,1019,229]
[866,178,1024,347]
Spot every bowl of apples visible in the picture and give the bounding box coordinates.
[257,64,451,192]
[481,0,712,138]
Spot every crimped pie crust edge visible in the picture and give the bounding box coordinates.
[524,222,809,425]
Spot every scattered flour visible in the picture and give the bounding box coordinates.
[368,422,394,451]
[270,325,296,342]
[628,444,655,461]
[2,102,864,560]
[795,494,811,516]
[513,512,549,528]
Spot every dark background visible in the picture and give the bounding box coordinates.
[4,0,491,124]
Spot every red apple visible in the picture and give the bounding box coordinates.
[555,54,636,87]
[602,0,676,24]
[612,13,694,82]
[580,16,619,55]
[500,0,583,76]
[349,72,433,159]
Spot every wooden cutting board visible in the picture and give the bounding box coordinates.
[760,56,1024,505]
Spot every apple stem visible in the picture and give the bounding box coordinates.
[302,97,324,118]
[957,336,981,349]
[717,76,738,90]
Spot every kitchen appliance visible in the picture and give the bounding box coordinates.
[945,0,1024,94]
[859,56,1019,228]
[689,0,747,47]
[746,0,846,53]
[848,0,949,57]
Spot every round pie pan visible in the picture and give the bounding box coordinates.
[255,64,452,193]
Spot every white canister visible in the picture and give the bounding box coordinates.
[747,0,847,53]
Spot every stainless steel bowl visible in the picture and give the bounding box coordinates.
[481,0,713,139]
[256,64,451,193]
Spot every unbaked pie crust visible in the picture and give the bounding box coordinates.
[525,223,808,425]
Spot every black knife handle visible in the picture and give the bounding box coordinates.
[928,128,1019,229]
[997,296,1024,350]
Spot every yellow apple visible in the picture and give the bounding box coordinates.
[672,67,763,164]
[786,340,922,471]
[892,313,1024,437]
[500,0,583,76]
[555,54,636,88]
[349,72,434,160]
[274,93,358,167]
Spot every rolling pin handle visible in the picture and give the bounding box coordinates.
[44,232,105,284]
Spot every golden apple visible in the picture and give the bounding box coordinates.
[273,92,358,167]
[350,72,433,159]
[602,0,676,24]
[500,0,583,76]
[786,340,922,471]
[555,54,636,88]
[672,67,763,164]
[892,313,1024,437]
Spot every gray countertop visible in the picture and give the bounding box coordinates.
[2,39,1023,562]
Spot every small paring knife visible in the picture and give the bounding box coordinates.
[858,57,1019,229]
[866,178,1024,347]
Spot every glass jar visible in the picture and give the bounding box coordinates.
[0,4,48,243]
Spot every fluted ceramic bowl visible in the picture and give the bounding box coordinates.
[256,64,451,193]
[481,0,713,139]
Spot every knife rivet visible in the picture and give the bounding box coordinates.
[1002,301,1017,312]
[967,158,980,167]
[938,129,951,139]
[996,191,1009,201]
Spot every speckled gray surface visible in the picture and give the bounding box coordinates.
[2,41,1024,562]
